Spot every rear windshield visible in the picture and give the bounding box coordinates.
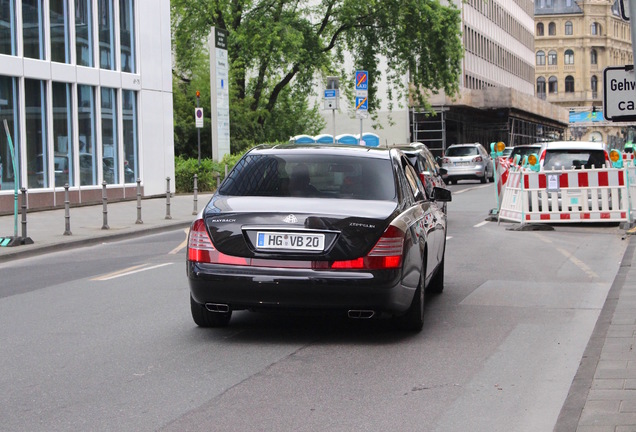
[543,149,607,170]
[510,147,540,160]
[446,146,478,157]
[219,154,397,200]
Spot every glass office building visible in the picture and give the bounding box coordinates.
[0,0,174,211]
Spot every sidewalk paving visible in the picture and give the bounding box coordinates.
[2,195,636,431]
[0,193,212,262]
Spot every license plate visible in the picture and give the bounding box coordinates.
[256,232,325,251]
[454,161,471,166]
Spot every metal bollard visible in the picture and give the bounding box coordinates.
[102,181,109,230]
[20,187,27,239]
[165,177,172,220]
[63,184,72,235]
[192,174,198,215]
[135,178,143,224]
[216,173,221,190]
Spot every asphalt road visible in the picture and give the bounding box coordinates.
[0,182,627,432]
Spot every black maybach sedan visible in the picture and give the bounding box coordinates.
[187,144,451,331]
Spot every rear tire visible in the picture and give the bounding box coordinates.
[393,271,425,332]
[190,295,232,327]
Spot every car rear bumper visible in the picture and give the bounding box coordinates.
[187,262,415,314]
[442,166,486,181]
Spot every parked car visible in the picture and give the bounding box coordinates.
[501,147,513,158]
[441,143,494,184]
[508,144,542,165]
[538,141,609,171]
[393,143,448,212]
[187,144,452,331]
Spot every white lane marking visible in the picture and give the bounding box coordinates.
[474,221,489,228]
[452,184,491,195]
[169,228,190,255]
[92,263,174,281]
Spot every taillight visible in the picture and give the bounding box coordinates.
[188,219,248,265]
[473,156,483,162]
[330,225,404,270]
[442,157,451,164]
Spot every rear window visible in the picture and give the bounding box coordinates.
[219,154,397,200]
[543,149,607,170]
[510,147,540,161]
[446,146,478,157]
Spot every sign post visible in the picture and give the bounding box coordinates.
[324,76,339,142]
[355,70,368,145]
[209,27,230,161]
[195,91,203,166]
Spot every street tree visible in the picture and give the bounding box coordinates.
[171,0,463,154]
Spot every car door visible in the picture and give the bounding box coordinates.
[399,156,443,281]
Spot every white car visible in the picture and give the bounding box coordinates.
[538,141,609,171]
[441,143,494,184]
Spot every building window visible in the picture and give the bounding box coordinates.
[50,0,70,63]
[120,0,135,73]
[591,75,598,97]
[75,0,93,66]
[0,75,20,191]
[549,76,558,94]
[536,50,546,65]
[78,85,97,186]
[52,82,73,187]
[0,0,17,55]
[565,21,573,35]
[591,49,597,65]
[23,0,45,59]
[122,90,138,183]
[25,79,47,189]
[548,50,557,65]
[565,76,575,93]
[564,49,574,64]
[98,0,115,70]
[537,77,546,99]
[591,22,601,35]
[101,87,118,184]
[537,23,544,36]
[549,22,556,35]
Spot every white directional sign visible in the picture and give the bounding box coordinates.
[603,65,636,121]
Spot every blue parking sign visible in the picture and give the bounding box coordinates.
[355,96,368,111]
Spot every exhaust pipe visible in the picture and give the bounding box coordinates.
[205,303,230,313]
[348,310,375,319]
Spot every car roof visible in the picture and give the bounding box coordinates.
[249,144,394,160]
[539,141,607,150]
[448,143,480,147]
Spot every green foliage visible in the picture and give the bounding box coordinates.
[174,147,257,193]
[171,0,462,155]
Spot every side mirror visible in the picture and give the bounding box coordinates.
[431,186,452,202]
[438,167,448,175]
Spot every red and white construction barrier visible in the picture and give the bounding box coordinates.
[498,167,629,224]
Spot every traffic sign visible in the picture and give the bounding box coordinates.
[324,89,337,99]
[603,65,636,121]
[355,96,368,111]
[355,70,368,91]
[195,107,204,128]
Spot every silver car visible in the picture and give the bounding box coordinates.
[441,143,494,184]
